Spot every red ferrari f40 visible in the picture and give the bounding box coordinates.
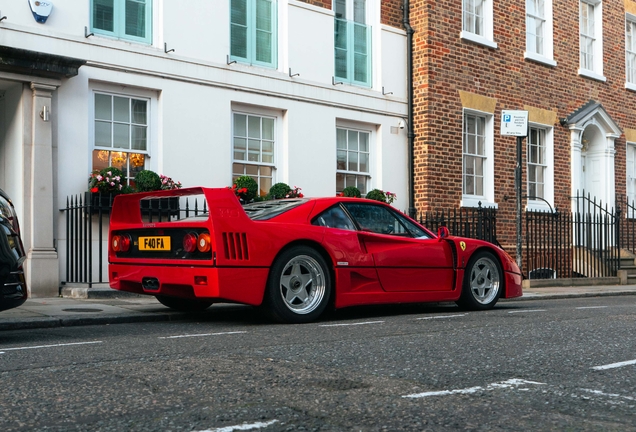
[108,188,522,323]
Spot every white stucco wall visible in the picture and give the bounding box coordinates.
[0,0,409,288]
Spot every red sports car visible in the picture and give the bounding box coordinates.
[108,187,522,323]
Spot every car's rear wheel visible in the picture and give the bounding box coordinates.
[457,250,502,310]
[264,246,331,323]
[155,295,213,312]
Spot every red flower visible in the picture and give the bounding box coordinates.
[91,187,99,193]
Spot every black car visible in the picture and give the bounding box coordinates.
[0,188,27,311]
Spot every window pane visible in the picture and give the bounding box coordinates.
[231,0,247,25]
[337,128,347,149]
[95,94,112,120]
[255,0,273,63]
[262,117,274,140]
[348,151,358,171]
[233,163,245,176]
[131,126,147,150]
[231,25,248,58]
[131,99,147,124]
[245,165,259,176]
[113,97,130,123]
[261,166,272,176]
[359,132,369,152]
[248,139,261,162]
[248,116,261,138]
[359,152,368,173]
[113,123,130,149]
[93,0,114,31]
[337,150,347,170]
[125,0,146,38]
[336,173,345,191]
[348,130,358,151]
[334,0,346,19]
[234,114,247,137]
[95,121,112,147]
[354,0,366,23]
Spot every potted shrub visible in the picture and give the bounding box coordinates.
[340,186,361,198]
[267,182,291,200]
[88,166,126,212]
[136,170,181,217]
[231,176,259,203]
[365,189,396,204]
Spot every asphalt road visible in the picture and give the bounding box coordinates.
[1,296,635,431]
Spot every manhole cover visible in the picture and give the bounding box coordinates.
[62,308,103,313]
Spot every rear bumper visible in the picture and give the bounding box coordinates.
[504,271,523,299]
[109,263,269,306]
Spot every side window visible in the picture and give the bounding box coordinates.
[230,0,277,68]
[344,203,429,237]
[312,205,355,231]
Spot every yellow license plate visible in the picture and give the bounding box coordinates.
[139,236,171,251]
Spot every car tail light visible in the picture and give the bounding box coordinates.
[183,232,198,253]
[197,232,211,252]
[112,234,131,252]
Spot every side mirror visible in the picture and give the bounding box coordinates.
[437,226,449,241]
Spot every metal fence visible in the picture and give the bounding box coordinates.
[60,193,209,286]
[418,202,500,247]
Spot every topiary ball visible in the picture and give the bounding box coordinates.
[341,186,361,198]
[268,182,291,200]
[135,170,162,192]
[234,175,259,202]
[365,189,387,203]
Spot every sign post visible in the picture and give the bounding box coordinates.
[500,110,528,270]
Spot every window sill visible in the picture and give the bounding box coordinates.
[460,32,498,49]
[524,52,557,68]
[626,82,636,92]
[460,196,498,209]
[578,69,606,82]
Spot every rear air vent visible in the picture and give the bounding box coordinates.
[222,232,249,260]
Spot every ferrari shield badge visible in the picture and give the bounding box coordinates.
[460,241,466,251]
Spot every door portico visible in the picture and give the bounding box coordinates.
[563,101,621,209]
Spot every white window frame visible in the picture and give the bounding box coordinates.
[90,85,158,185]
[626,14,636,91]
[90,0,153,44]
[335,120,374,195]
[231,106,281,197]
[461,0,497,49]
[579,0,605,82]
[461,110,496,209]
[525,124,554,212]
[525,0,556,67]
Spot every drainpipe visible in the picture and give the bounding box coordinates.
[403,0,416,218]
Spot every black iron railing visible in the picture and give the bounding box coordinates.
[60,193,209,286]
[418,202,500,247]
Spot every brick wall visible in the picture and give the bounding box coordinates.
[409,0,636,248]
[295,0,404,28]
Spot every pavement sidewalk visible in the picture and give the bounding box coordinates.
[1,285,636,332]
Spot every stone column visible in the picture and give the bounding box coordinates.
[26,82,59,297]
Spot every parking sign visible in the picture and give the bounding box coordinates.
[500,110,528,136]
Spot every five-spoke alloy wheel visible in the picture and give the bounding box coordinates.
[457,250,502,310]
[264,246,332,323]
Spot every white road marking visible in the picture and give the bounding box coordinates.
[159,331,247,339]
[403,378,546,399]
[319,321,384,327]
[417,314,466,320]
[196,419,279,432]
[592,359,636,371]
[0,341,102,353]
[508,309,546,314]
[579,388,636,402]
[575,306,608,310]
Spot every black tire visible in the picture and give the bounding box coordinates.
[263,246,332,323]
[456,250,503,310]
[155,295,213,312]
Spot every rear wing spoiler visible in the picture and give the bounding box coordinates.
[110,187,246,226]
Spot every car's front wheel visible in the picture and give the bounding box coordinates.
[155,295,213,312]
[457,250,502,310]
[264,246,332,323]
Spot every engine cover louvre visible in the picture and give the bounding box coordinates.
[222,232,249,260]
